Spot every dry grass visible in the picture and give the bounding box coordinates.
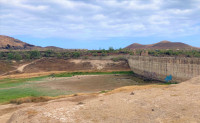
[9,93,99,105]
[105,84,167,94]
[0,71,66,80]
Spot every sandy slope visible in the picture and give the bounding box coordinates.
[1,76,200,123]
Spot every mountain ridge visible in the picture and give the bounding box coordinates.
[125,40,199,50]
[0,35,64,50]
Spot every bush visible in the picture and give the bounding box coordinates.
[0,52,3,60]
[72,52,80,58]
[24,53,31,59]
[92,53,98,56]
[30,50,41,59]
[14,53,22,61]
[56,52,62,58]
[44,50,54,57]
[108,47,114,52]
[7,53,14,60]
[111,57,126,62]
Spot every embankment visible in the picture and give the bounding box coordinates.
[128,56,200,82]
[23,57,130,73]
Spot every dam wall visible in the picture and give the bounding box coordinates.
[128,56,200,82]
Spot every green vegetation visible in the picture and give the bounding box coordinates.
[0,76,47,88]
[161,81,178,85]
[111,56,127,62]
[0,71,133,103]
[99,90,110,93]
[51,71,134,77]
[148,49,200,57]
[0,48,200,61]
[0,48,134,60]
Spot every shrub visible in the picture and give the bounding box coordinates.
[56,52,62,58]
[14,53,22,61]
[108,47,114,52]
[72,52,80,58]
[24,53,31,59]
[7,53,14,60]
[44,50,54,57]
[30,50,41,59]
[0,52,3,59]
[92,53,98,56]
[111,57,126,62]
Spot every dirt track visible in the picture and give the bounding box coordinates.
[0,76,200,123]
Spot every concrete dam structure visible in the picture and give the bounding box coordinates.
[128,56,200,82]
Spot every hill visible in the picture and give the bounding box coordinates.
[126,40,199,50]
[0,35,65,50]
[0,35,37,50]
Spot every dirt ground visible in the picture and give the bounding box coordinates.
[35,74,148,93]
[0,58,131,78]
[23,58,130,73]
[0,75,200,123]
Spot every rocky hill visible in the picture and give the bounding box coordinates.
[0,35,37,50]
[0,35,64,50]
[126,40,199,50]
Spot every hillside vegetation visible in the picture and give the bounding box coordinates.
[0,48,200,61]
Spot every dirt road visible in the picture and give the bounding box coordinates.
[1,76,200,123]
[1,59,42,76]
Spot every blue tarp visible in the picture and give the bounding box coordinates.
[165,75,172,82]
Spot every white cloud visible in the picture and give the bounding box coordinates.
[0,0,200,40]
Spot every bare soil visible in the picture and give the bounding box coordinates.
[23,58,130,73]
[35,74,147,93]
[0,76,200,123]
[0,58,130,78]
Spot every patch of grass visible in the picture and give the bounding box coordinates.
[0,71,136,104]
[161,81,178,85]
[0,87,41,103]
[52,71,134,77]
[0,86,71,103]
[99,90,110,93]
[0,76,48,88]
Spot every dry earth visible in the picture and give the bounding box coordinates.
[23,58,130,73]
[0,76,200,123]
[0,58,130,78]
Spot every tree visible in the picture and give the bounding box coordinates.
[108,47,114,52]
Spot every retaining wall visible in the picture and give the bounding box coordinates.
[128,56,200,82]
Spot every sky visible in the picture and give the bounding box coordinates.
[0,0,200,49]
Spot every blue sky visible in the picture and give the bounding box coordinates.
[0,0,200,49]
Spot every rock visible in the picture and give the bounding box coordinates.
[77,102,84,105]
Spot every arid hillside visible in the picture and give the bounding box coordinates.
[126,40,199,50]
[0,57,130,77]
[0,35,36,50]
[0,35,64,50]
